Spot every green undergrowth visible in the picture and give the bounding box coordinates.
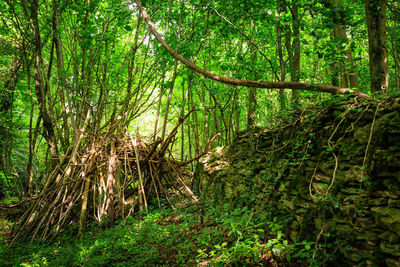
[0,200,320,266]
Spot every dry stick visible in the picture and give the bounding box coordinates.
[78,141,99,234]
[134,0,369,98]
[98,170,106,219]
[123,154,139,218]
[145,137,163,161]
[78,154,91,235]
[52,186,85,239]
[106,141,117,226]
[31,186,65,240]
[148,161,161,208]
[92,171,98,221]
[150,162,175,210]
[165,158,198,202]
[128,131,148,213]
[10,194,42,245]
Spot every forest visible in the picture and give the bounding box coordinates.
[1,0,400,265]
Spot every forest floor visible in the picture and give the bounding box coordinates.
[0,198,316,266]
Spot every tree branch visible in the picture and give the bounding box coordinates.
[134,0,369,98]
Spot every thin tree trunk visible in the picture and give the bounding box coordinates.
[290,3,300,108]
[161,60,178,140]
[276,0,286,110]
[153,72,165,141]
[180,79,189,161]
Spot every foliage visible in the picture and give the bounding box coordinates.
[0,202,324,266]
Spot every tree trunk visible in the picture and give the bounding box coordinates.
[331,0,359,89]
[161,60,178,140]
[276,0,286,110]
[290,3,300,108]
[29,0,59,169]
[365,0,389,94]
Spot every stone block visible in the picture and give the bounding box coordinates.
[380,241,400,256]
[386,257,400,267]
[389,199,400,208]
[379,231,400,244]
[368,198,388,206]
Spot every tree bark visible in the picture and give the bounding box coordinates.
[29,0,59,169]
[276,0,286,110]
[331,0,359,89]
[290,3,300,108]
[365,0,389,94]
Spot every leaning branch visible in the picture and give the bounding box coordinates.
[134,0,369,98]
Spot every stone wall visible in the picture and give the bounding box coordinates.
[195,97,400,266]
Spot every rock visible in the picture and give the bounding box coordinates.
[357,217,377,229]
[391,223,400,233]
[318,161,334,176]
[314,173,331,183]
[376,169,393,178]
[368,198,388,206]
[354,123,372,145]
[312,182,328,194]
[340,187,359,195]
[371,191,399,199]
[339,245,363,262]
[294,215,303,222]
[355,229,380,241]
[380,241,400,256]
[383,178,400,190]
[340,205,354,216]
[375,151,400,169]
[386,257,400,267]
[334,216,349,224]
[341,165,364,182]
[197,98,400,265]
[337,224,353,237]
[280,199,295,211]
[371,207,400,229]
[375,111,400,136]
[295,208,306,214]
[389,199,400,208]
[379,231,400,243]
[295,201,314,209]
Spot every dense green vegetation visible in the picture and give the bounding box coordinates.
[1,200,321,266]
[1,0,400,265]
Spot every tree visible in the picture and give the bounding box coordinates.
[330,0,359,89]
[365,0,389,94]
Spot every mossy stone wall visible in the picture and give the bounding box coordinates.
[195,98,400,266]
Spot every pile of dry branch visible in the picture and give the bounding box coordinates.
[10,115,215,244]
